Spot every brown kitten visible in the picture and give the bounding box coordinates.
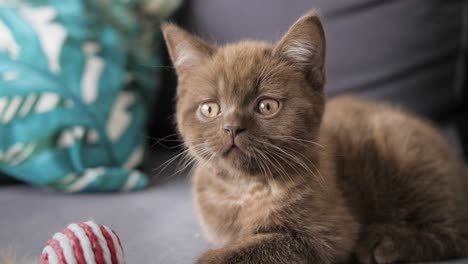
[162,10,468,264]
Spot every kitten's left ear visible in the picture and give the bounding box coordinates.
[274,10,326,86]
[162,23,215,77]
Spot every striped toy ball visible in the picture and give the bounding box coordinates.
[41,221,125,264]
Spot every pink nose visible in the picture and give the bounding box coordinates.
[223,125,245,138]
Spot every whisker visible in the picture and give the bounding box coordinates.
[267,135,324,149]
[262,149,291,184]
[257,139,324,189]
[252,153,264,178]
[154,143,205,173]
[253,149,272,181]
[262,145,303,184]
[146,133,180,148]
[279,144,326,189]
[163,134,218,178]
[255,145,291,184]
[198,149,217,171]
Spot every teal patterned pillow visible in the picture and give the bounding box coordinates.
[0,0,178,191]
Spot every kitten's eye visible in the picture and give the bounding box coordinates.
[200,102,221,118]
[256,98,281,116]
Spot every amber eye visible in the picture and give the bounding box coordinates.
[256,98,281,116]
[200,102,221,118]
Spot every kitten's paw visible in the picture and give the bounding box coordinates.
[355,226,402,264]
[196,250,218,264]
[373,236,400,264]
[196,249,232,264]
[196,249,260,264]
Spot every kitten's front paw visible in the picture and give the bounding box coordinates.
[355,226,401,264]
[372,236,399,264]
[196,249,229,264]
[196,249,258,264]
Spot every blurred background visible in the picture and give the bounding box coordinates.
[0,0,467,263]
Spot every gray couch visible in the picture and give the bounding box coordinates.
[2,0,468,263]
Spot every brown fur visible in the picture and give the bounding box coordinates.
[162,10,468,264]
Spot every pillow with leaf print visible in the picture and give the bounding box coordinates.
[0,0,181,191]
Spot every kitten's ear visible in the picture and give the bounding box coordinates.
[274,10,326,86]
[162,23,215,76]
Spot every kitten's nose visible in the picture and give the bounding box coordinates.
[223,125,245,138]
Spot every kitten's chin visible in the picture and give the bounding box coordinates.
[218,149,261,176]
[222,149,244,166]
[198,143,260,176]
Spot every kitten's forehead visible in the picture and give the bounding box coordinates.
[217,41,273,74]
[181,41,298,104]
[212,42,281,100]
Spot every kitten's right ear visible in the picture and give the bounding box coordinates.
[162,23,215,76]
[274,10,326,86]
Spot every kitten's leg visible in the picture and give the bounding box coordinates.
[355,223,468,264]
[196,233,332,264]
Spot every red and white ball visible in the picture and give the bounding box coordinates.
[41,221,125,264]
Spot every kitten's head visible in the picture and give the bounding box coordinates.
[162,11,326,177]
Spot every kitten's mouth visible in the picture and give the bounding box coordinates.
[228,144,240,151]
[224,142,244,155]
